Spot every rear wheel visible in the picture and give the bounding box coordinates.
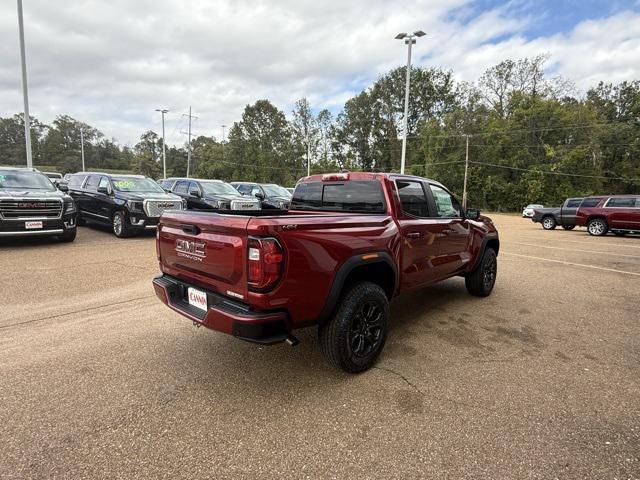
[587,218,608,236]
[319,281,389,373]
[562,225,575,230]
[542,216,556,230]
[465,248,497,297]
[112,211,133,238]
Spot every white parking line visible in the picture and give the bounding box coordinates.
[513,242,640,259]
[561,239,640,249]
[502,251,640,277]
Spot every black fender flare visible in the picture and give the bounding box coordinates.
[468,234,500,272]
[317,251,397,325]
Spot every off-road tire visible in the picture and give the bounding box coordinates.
[562,225,575,230]
[319,281,389,373]
[112,211,133,238]
[57,227,77,243]
[587,218,608,236]
[465,248,497,297]
[542,216,556,230]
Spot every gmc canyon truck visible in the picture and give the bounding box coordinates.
[531,197,584,230]
[153,172,500,372]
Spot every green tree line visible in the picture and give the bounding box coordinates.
[1,55,638,211]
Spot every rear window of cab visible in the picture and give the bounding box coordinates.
[291,181,386,213]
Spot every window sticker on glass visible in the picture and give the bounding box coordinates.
[113,180,135,190]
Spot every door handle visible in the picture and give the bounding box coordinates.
[181,224,200,235]
[406,232,423,239]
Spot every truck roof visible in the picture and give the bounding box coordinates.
[298,172,446,189]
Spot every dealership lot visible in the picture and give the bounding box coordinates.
[1,215,639,479]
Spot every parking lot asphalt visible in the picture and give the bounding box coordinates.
[1,215,639,479]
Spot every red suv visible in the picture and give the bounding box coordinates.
[576,195,640,236]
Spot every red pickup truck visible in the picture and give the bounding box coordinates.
[153,172,500,372]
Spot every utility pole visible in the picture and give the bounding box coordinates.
[17,0,33,168]
[395,30,426,174]
[306,131,311,177]
[155,109,169,179]
[80,128,85,171]
[221,124,226,160]
[462,134,470,209]
[181,107,197,178]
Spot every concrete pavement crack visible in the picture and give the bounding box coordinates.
[0,295,156,330]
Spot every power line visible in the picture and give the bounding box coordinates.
[468,160,640,182]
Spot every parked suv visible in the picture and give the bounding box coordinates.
[576,195,640,236]
[167,178,261,211]
[0,167,77,242]
[153,172,499,372]
[231,182,291,209]
[67,173,184,237]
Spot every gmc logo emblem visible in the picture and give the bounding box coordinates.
[157,202,175,208]
[175,239,206,258]
[18,202,39,208]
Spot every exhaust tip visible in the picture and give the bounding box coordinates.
[285,335,300,347]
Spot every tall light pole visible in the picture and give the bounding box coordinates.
[80,128,85,171]
[17,0,33,168]
[395,30,426,174]
[155,109,169,178]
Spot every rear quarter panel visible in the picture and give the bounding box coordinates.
[246,213,400,327]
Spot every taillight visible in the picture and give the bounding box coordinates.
[247,237,284,292]
[156,225,161,260]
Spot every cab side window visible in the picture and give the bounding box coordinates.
[566,199,582,208]
[98,176,110,191]
[251,186,262,197]
[85,175,100,191]
[68,175,86,188]
[429,184,462,218]
[174,181,189,195]
[188,182,200,196]
[396,180,430,217]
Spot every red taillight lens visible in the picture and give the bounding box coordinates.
[247,237,284,292]
[156,225,161,261]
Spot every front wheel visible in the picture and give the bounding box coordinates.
[465,248,497,297]
[112,211,132,238]
[542,216,556,230]
[319,281,389,373]
[587,218,608,236]
[562,225,575,230]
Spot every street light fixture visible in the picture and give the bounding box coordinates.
[155,109,169,179]
[395,30,426,174]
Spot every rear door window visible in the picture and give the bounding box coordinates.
[566,199,582,208]
[396,180,430,217]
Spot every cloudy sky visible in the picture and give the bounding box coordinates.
[1,0,639,146]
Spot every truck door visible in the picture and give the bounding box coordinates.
[95,176,115,219]
[561,198,583,227]
[394,179,444,290]
[425,183,471,277]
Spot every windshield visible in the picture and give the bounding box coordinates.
[200,182,240,196]
[112,176,165,193]
[262,184,291,197]
[0,170,55,191]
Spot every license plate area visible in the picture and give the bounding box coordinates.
[186,287,208,312]
[25,221,43,229]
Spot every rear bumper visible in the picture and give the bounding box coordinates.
[152,274,290,345]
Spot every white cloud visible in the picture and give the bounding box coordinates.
[0,0,638,146]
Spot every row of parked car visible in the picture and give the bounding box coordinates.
[525,196,640,236]
[0,167,294,242]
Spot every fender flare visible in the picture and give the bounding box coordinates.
[317,251,397,325]
[468,234,500,272]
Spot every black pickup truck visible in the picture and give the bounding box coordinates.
[531,197,584,230]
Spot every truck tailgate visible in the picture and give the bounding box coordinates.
[158,211,250,299]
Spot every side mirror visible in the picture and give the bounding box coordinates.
[189,189,201,198]
[97,186,110,195]
[57,183,69,193]
[466,208,481,220]
[254,191,265,200]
